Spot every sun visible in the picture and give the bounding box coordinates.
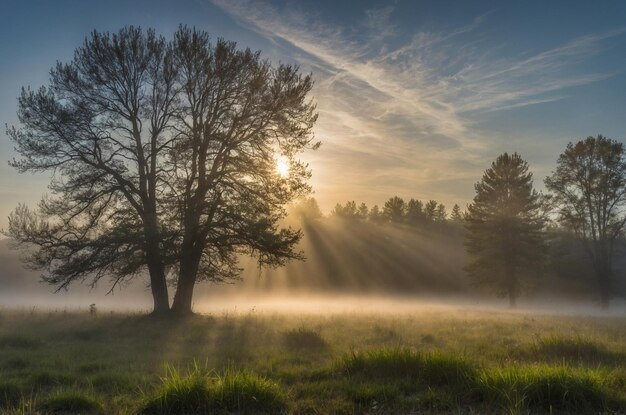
[276,156,290,177]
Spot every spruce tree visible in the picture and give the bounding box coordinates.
[465,153,546,306]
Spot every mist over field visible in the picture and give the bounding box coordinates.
[2,214,623,315]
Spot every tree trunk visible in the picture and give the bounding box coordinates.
[170,246,201,315]
[143,212,170,314]
[170,274,196,315]
[146,254,170,314]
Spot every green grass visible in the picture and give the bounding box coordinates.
[0,306,624,414]
[283,327,328,352]
[140,364,286,414]
[37,390,104,414]
[477,364,611,413]
[0,335,42,349]
[528,334,626,365]
[340,347,476,387]
[0,381,22,409]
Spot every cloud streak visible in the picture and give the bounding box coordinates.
[211,0,624,210]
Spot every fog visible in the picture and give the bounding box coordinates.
[0,217,623,316]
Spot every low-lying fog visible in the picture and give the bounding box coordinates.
[0,218,624,316]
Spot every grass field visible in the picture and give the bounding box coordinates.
[0,301,625,414]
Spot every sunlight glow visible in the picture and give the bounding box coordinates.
[276,156,289,177]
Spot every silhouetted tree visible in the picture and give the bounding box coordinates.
[424,200,438,222]
[292,197,323,220]
[545,135,626,308]
[406,199,425,225]
[450,204,463,223]
[465,153,546,307]
[6,26,319,315]
[436,203,447,222]
[383,196,406,223]
[332,201,359,219]
[368,205,384,223]
[357,203,369,220]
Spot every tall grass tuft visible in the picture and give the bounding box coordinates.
[477,364,610,412]
[339,348,476,387]
[212,367,287,412]
[141,364,287,414]
[0,381,22,409]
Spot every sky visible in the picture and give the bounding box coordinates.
[1,0,626,227]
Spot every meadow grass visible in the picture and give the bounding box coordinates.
[140,364,286,414]
[283,327,328,352]
[0,305,624,413]
[37,390,104,414]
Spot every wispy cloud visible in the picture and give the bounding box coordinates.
[211,0,624,209]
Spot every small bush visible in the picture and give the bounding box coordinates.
[283,327,327,351]
[141,365,287,414]
[37,390,104,414]
[0,381,22,409]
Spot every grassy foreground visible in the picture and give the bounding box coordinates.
[0,304,625,414]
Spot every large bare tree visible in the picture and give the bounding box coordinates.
[6,26,318,315]
[545,135,626,308]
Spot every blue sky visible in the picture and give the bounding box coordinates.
[1,0,626,225]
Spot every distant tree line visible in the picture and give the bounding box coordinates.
[328,197,464,226]
[300,135,626,309]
